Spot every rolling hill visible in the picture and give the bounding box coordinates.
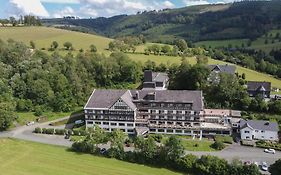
[42,1,281,44]
[0,26,281,90]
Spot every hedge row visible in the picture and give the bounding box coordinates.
[34,127,87,136]
[256,140,281,151]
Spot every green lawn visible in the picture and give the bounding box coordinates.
[15,112,72,126]
[181,139,216,152]
[0,138,181,175]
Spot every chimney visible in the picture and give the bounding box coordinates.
[144,70,153,82]
[135,91,139,100]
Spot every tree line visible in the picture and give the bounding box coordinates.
[71,126,261,175]
[0,15,41,26]
[0,39,142,130]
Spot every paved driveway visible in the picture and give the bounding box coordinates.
[186,143,281,166]
[0,117,72,147]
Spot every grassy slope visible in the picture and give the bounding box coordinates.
[0,138,181,175]
[1,27,281,89]
[195,30,281,53]
[0,27,112,54]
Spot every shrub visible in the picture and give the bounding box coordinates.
[150,134,163,143]
[215,135,233,144]
[34,106,43,116]
[73,129,81,136]
[34,127,42,133]
[42,128,47,134]
[45,128,55,135]
[211,140,225,150]
[55,129,66,135]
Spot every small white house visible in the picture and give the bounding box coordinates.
[240,120,279,141]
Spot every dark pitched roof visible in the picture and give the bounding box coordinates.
[208,64,236,74]
[84,89,136,110]
[240,120,279,132]
[152,72,169,82]
[131,90,204,111]
[247,81,271,92]
[144,70,168,83]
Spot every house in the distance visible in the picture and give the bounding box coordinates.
[240,120,279,141]
[208,64,236,83]
[247,81,271,98]
[142,70,169,90]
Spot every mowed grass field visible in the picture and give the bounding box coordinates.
[0,138,181,175]
[1,27,281,89]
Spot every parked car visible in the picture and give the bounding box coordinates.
[100,148,107,155]
[244,161,252,166]
[75,120,84,125]
[261,162,268,171]
[26,121,35,126]
[264,148,276,154]
[64,134,70,139]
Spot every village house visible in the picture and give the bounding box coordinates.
[247,81,271,98]
[208,64,236,83]
[240,120,279,141]
[142,70,169,90]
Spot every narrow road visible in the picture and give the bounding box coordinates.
[0,116,73,147]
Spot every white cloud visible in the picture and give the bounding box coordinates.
[76,0,175,17]
[162,1,175,8]
[7,0,49,17]
[53,6,75,18]
[183,0,210,6]
[40,0,79,4]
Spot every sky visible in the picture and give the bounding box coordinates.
[0,0,237,19]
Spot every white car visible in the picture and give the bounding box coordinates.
[261,162,268,171]
[26,121,35,126]
[264,148,276,154]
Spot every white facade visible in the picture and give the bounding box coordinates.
[240,126,279,141]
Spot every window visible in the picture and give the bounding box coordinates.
[167,129,173,133]
[158,129,164,132]
[119,123,125,126]
[150,129,156,132]
[127,123,133,127]
[176,130,182,133]
[127,129,134,133]
[244,131,250,134]
[95,122,101,125]
[111,123,117,126]
[87,121,94,124]
[103,122,109,125]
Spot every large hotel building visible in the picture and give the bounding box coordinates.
[84,70,241,138]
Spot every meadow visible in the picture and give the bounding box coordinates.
[195,29,281,53]
[0,138,181,175]
[1,26,281,89]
